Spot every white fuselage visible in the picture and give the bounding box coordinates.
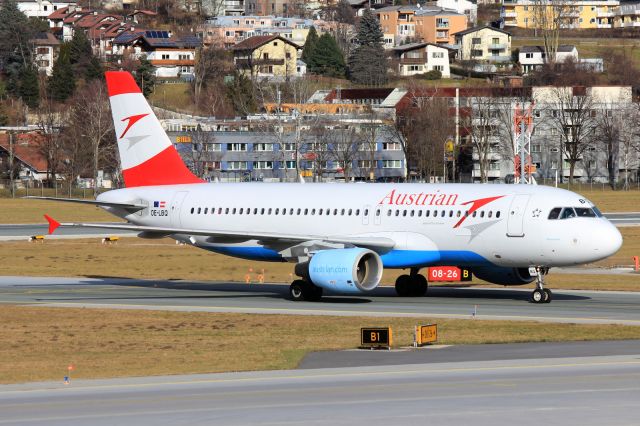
[97,183,622,271]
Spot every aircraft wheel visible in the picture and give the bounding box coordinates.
[395,274,412,297]
[413,274,428,296]
[289,280,323,302]
[289,280,306,301]
[543,288,553,303]
[530,289,545,304]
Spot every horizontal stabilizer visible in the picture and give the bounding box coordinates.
[25,196,146,211]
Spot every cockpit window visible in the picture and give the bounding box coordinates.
[575,207,596,217]
[560,207,576,219]
[592,206,603,217]
[548,208,561,220]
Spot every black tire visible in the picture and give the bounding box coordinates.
[530,289,544,303]
[289,280,307,301]
[395,274,412,297]
[413,274,428,296]
[543,288,552,303]
[306,285,323,302]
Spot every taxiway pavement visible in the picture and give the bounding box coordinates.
[1,276,639,325]
[1,355,639,425]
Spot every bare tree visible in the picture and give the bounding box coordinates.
[67,80,115,196]
[193,46,233,112]
[400,95,454,181]
[531,0,572,64]
[461,95,501,183]
[594,101,621,188]
[546,87,597,184]
[327,125,360,182]
[35,94,65,186]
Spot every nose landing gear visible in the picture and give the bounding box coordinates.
[530,267,551,304]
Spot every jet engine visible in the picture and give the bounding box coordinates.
[295,248,383,294]
[472,266,536,285]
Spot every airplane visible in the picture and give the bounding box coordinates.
[37,71,623,304]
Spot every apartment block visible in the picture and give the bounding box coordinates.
[376,5,468,48]
[501,0,619,29]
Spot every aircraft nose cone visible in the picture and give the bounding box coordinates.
[592,221,623,258]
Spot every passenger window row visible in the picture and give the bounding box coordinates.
[548,207,600,220]
[188,206,501,219]
[189,206,366,217]
[385,208,501,219]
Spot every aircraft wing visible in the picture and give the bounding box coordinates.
[44,218,396,251]
[26,196,146,211]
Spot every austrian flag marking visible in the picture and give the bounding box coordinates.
[153,201,166,208]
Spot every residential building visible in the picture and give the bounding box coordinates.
[349,0,394,16]
[501,0,619,29]
[244,0,301,16]
[31,32,60,76]
[519,45,604,74]
[0,131,49,182]
[199,15,320,48]
[16,0,76,20]
[453,25,511,63]
[231,35,300,80]
[391,42,452,78]
[162,117,407,182]
[376,5,468,48]
[112,30,201,80]
[397,85,637,183]
[615,0,640,27]
[437,0,478,24]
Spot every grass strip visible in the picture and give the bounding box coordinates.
[3,305,640,384]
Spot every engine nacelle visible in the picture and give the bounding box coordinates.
[472,266,535,285]
[296,248,383,294]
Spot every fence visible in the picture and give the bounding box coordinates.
[0,180,112,199]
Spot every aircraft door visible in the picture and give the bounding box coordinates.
[170,191,189,228]
[362,205,371,225]
[506,194,530,237]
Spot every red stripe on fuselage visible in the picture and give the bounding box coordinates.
[105,71,142,97]
[122,146,204,187]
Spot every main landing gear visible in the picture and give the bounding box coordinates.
[530,267,552,304]
[289,279,323,302]
[395,268,428,297]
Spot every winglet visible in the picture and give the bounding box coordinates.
[44,214,61,235]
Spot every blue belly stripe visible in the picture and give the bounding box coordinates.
[203,245,493,268]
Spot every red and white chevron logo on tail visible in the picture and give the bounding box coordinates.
[119,113,149,139]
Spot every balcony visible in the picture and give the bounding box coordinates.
[597,10,615,18]
[400,57,426,64]
[597,23,613,28]
[149,59,194,66]
[489,43,507,50]
[501,11,517,17]
[488,55,512,63]
[235,58,285,67]
[436,22,449,28]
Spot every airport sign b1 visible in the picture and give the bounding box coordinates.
[361,327,392,349]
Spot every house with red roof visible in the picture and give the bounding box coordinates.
[112,30,202,80]
[231,35,301,80]
[0,132,50,182]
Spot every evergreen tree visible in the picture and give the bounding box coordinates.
[135,57,156,98]
[0,0,35,97]
[348,7,388,85]
[49,43,75,102]
[69,30,92,72]
[301,26,318,64]
[19,66,40,108]
[308,33,345,78]
[225,72,256,115]
[0,102,9,126]
[84,55,104,81]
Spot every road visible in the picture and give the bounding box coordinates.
[1,355,639,425]
[1,276,639,325]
